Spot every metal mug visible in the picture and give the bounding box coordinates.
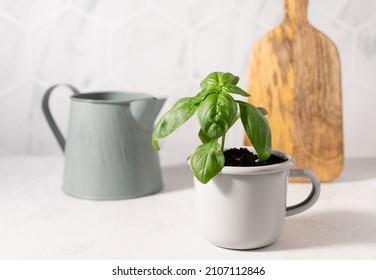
[193,147,320,249]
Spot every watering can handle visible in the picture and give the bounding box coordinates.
[42,84,80,152]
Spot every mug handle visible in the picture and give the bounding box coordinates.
[286,169,321,217]
[42,84,80,152]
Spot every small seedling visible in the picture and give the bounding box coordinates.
[152,72,271,184]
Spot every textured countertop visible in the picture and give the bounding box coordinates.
[0,157,375,260]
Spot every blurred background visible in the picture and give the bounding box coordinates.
[0,0,375,164]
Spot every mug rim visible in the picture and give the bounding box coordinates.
[220,146,296,175]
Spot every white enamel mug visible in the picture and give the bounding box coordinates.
[193,147,320,250]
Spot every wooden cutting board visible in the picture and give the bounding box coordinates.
[245,0,343,182]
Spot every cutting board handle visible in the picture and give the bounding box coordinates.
[283,0,309,26]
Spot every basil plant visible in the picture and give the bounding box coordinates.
[152,72,271,184]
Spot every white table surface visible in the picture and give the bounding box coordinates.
[0,157,375,260]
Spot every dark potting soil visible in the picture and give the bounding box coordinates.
[224,148,287,167]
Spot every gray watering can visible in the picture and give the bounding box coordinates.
[42,84,166,200]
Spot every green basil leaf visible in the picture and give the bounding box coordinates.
[197,93,237,139]
[193,87,217,102]
[198,128,212,143]
[230,113,240,127]
[200,72,239,89]
[257,107,268,115]
[237,100,271,161]
[222,85,251,97]
[189,139,225,184]
[152,97,198,150]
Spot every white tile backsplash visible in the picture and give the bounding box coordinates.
[31,10,109,89]
[233,0,284,28]
[112,10,189,95]
[312,0,376,29]
[0,0,67,26]
[332,0,376,29]
[192,10,265,89]
[0,16,28,91]
[0,0,375,158]
[343,83,376,157]
[0,81,61,155]
[357,23,376,89]
[151,0,231,28]
[73,0,148,26]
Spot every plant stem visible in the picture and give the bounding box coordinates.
[221,134,226,151]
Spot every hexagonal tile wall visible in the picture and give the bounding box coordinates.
[0,16,28,91]
[312,0,376,29]
[113,11,189,95]
[0,0,67,26]
[192,10,265,89]
[31,10,109,89]
[151,0,231,28]
[0,0,375,157]
[343,83,376,157]
[85,78,131,92]
[73,0,148,26]
[0,81,62,155]
[233,0,284,28]
[356,22,376,89]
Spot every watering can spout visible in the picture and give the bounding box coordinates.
[129,97,167,130]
